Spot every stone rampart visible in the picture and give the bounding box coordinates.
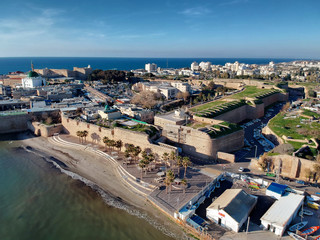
[61,114,177,156]
[27,122,63,137]
[0,114,31,134]
[271,154,319,180]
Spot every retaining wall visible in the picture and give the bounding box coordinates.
[0,114,31,134]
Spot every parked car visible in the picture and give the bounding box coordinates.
[295,180,305,185]
[238,167,244,172]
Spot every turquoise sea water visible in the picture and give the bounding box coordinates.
[0,134,173,240]
[0,57,299,74]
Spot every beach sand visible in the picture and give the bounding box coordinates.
[19,132,186,240]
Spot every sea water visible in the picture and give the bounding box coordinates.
[0,57,299,74]
[0,134,174,240]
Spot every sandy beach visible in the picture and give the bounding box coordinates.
[19,132,186,240]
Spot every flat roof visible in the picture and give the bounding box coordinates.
[260,193,304,227]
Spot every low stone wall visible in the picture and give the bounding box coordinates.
[28,121,63,137]
[0,114,32,134]
[192,115,222,125]
[262,125,284,145]
[217,152,236,163]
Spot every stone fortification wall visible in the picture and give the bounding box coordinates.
[200,92,286,124]
[212,130,244,155]
[0,114,32,134]
[27,122,63,137]
[61,115,177,156]
[217,152,236,163]
[162,124,244,160]
[271,155,318,180]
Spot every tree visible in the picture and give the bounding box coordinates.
[170,151,176,169]
[176,156,183,177]
[162,152,169,171]
[176,92,183,99]
[139,159,147,179]
[181,178,187,194]
[182,92,190,103]
[133,146,141,162]
[182,157,191,179]
[103,136,109,150]
[76,131,82,143]
[83,130,88,143]
[116,140,123,152]
[313,164,320,182]
[305,168,313,181]
[165,170,175,193]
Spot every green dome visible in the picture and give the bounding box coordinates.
[27,71,39,78]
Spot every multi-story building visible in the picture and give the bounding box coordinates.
[145,63,157,73]
[191,62,200,71]
[0,85,12,97]
[171,82,191,93]
[117,104,154,123]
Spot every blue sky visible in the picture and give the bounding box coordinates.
[0,0,319,58]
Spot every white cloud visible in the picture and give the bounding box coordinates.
[180,7,211,16]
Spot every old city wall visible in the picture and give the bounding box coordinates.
[203,93,286,123]
[212,130,244,155]
[162,124,243,160]
[191,115,222,125]
[27,122,63,137]
[61,115,176,156]
[271,154,318,180]
[0,114,32,134]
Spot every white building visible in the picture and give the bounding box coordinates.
[199,62,212,71]
[145,63,157,73]
[266,182,288,200]
[22,71,46,88]
[260,193,304,236]
[171,82,191,93]
[206,189,257,232]
[191,62,200,71]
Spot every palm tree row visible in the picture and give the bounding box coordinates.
[76,130,88,144]
[139,149,156,179]
[102,136,123,152]
[124,144,142,163]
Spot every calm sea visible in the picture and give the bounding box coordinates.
[0,57,299,75]
[0,134,174,240]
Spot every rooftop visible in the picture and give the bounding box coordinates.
[207,189,257,223]
[260,193,304,227]
[267,182,287,195]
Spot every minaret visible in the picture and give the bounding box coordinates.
[31,61,34,71]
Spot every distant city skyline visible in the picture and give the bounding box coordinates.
[1,0,319,58]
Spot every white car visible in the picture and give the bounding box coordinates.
[238,167,244,172]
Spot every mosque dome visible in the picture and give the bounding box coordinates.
[27,71,39,78]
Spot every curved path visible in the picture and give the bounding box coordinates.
[48,135,154,197]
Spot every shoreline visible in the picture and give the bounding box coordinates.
[18,132,186,240]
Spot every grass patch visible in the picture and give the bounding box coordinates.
[231,86,279,99]
[269,113,320,140]
[207,122,242,139]
[190,100,224,112]
[302,109,320,119]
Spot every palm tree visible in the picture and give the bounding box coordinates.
[76,131,82,143]
[116,140,123,152]
[176,156,183,178]
[162,152,169,171]
[133,146,141,162]
[182,156,191,179]
[139,159,147,179]
[166,170,175,192]
[170,151,176,169]
[103,136,109,150]
[83,130,88,143]
[110,140,116,150]
[181,178,187,194]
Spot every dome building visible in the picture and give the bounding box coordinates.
[22,63,46,88]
